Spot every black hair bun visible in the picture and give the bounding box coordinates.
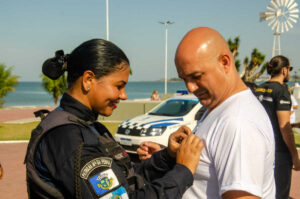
[42,50,67,80]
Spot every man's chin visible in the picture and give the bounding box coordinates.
[199,99,210,108]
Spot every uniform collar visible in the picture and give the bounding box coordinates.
[59,93,98,122]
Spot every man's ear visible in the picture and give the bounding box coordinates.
[219,54,231,73]
[82,70,95,93]
[281,67,288,77]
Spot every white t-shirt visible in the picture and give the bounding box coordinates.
[183,89,275,199]
[290,94,298,123]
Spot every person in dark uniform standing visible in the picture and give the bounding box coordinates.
[25,39,204,199]
[255,55,300,199]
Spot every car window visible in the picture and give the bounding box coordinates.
[149,99,198,116]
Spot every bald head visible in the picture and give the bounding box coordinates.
[175,27,233,69]
[174,27,246,110]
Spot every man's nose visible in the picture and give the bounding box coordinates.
[186,81,198,93]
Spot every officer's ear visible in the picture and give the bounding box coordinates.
[82,70,95,93]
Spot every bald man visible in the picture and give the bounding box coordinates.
[175,27,275,199]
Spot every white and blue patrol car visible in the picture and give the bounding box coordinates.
[114,93,204,154]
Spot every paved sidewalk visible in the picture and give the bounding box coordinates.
[0,106,55,123]
[0,106,300,198]
[0,142,300,198]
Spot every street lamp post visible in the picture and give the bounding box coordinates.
[106,0,109,41]
[159,21,174,94]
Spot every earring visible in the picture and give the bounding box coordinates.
[87,87,90,91]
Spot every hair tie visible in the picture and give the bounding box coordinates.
[42,50,69,80]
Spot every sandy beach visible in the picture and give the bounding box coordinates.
[0,107,300,198]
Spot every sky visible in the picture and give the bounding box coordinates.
[0,0,300,82]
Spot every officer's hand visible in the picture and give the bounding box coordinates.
[168,126,192,158]
[292,157,300,171]
[176,134,204,174]
[137,141,163,161]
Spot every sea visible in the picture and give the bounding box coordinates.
[3,81,299,107]
[2,81,187,107]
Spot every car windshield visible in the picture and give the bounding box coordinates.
[148,99,199,116]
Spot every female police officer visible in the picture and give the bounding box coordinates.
[25,39,203,199]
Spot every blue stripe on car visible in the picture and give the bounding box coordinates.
[151,123,177,127]
[142,118,183,126]
[167,99,199,102]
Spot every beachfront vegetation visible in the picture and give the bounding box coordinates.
[228,37,266,83]
[0,63,19,107]
[0,121,120,140]
[41,74,67,105]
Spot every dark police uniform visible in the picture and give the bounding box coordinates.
[25,93,193,199]
[255,81,292,199]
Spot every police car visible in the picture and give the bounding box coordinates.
[114,92,203,154]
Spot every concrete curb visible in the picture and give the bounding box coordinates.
[0,140,29,144]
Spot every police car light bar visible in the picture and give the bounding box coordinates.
[176,90,189,95]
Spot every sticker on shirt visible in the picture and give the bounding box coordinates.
[80,157,112,179]
[100,186,129,199]
[89,168,120,196]
[258,95,273,102]
[279,100,290,105]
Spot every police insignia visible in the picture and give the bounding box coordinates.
[80,157,112,179]
[100,186,129,199]
[89,169,120,195]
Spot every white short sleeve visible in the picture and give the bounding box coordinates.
[210,118,270,197]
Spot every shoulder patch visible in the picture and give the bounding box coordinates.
[80,157,112,179]
[88,168,120,196]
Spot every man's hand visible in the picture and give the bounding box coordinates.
[168,126,192,157]
[176,134,204,174]
[293,157,300,171]
[137,141,163,161]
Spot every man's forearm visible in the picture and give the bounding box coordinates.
[280,124,299,159]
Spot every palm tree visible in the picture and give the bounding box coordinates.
[0,63,19,107]
[41,74,67,106]
[228,37,240,58]
[227,37,241,72]
[241,49,266,82]
[227,37,266,83]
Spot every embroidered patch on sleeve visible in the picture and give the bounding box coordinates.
[100,186,129,199]
[80,157,112,180]
[88,168,120,196]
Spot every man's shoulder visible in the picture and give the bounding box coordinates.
[221,90,265,116]
[256,81,287,94]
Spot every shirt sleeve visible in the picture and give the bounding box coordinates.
[276,86,292,111]
[210,118,271,197]
[134,148,176,181]
[131,148,194,199]
[40,125,84,197]
[41,126,194,199]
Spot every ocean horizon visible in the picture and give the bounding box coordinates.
[2,81,187,107]
[2,80,299,107]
